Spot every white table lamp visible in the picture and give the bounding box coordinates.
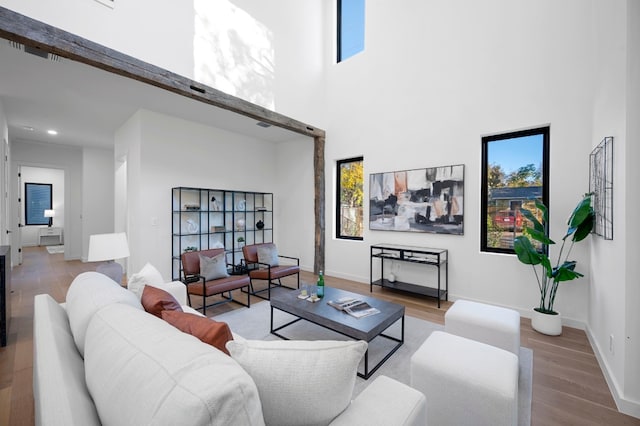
[87,232,130,284]
[44,209,55,227]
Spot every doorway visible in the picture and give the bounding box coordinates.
[15,166,65,263]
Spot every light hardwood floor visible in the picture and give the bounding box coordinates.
[1,246,638,426]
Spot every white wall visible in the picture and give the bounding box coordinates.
[588,0,628,410]
[323,0,594,325]
[81,147,114,260]
[623,0,640,410]
[587,0,640,416]
[115,109,312,282]
[10,140,84,260]
[19,166,64,246]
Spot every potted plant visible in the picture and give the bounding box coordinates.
[513,194,594,335]
[236,236,245,247]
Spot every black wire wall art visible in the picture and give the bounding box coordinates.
[589,136,613,240]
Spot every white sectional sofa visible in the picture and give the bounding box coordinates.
[33,271,427,426]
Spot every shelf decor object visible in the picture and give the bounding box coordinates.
[589,136,613,240]
[369,164,464,235]
[172,187,273,280]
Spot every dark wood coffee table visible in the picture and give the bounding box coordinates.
[270,286,404,379]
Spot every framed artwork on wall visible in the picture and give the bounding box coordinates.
[369,164,464,235]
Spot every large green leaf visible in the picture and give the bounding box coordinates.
[514,236,543,265]
[563,195,594,241]
[534,199,549,224]
[552,261,584,282]
[568,196,593,228]
[524,226,554,245]
[572,211,595,242]
[520,208,543,234]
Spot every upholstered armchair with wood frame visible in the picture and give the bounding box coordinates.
[242,243,300,300]
[180,248,250,315]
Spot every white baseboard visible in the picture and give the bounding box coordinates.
[585,325,640,419]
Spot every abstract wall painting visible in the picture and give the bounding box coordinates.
[369,164,464,235]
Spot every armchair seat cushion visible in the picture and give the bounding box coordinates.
[249,265,300,281]
[187,275,250,296]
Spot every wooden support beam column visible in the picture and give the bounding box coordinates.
[314,135,325,275]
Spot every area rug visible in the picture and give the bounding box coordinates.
[214,300,532,426]
[45,245,64,254]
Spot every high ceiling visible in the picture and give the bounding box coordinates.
[0,38,302,148]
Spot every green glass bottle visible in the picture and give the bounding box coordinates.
[317,270,325,298]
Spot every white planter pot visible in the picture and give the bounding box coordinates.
[531,309,562,336]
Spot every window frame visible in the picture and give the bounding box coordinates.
[337,0,365,63]
[24,182,53,226]
[480,127,550,254]
[336,156,364,240]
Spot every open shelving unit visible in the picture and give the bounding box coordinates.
[370,243,448,308]
[172,187,273,280]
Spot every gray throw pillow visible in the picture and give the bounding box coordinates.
[257,245,279,267]
[199,253,229,280]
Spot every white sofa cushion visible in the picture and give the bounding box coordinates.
[33,294,101,426]
[226,339,367,426]
[84,303,265,426]
[329,375,427,426]
[127,262,166,298]
[65,271,142,357]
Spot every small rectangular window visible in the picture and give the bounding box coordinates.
[25,183,52,226]
[481,127,549,254]
[337,0,365,62]
[337,157,364,240]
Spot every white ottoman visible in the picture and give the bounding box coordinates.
[445,299,521,355]
[410,331,519,426]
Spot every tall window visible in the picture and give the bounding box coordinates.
[337,0,365,62]
[337,157,364,239]
[481,127,549,254]
[25,183,52,226]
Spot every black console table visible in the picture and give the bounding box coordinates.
[370,244,448,308]
[0,246,11,347]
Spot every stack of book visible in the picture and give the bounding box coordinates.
[327,297,380,319]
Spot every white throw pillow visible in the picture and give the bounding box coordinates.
[256,245,279,267]
[127,263,165,298]
[199,253,229,280]
[226,339,367,426]
[84,303,264,426]
[65,271,143,357]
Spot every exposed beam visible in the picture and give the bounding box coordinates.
[0,5,326,272]
[314,135,326,275]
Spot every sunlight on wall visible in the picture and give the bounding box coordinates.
[193,0,275,110]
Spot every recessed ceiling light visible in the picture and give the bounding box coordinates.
[22,126,35,131]
[47,129,58,135]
